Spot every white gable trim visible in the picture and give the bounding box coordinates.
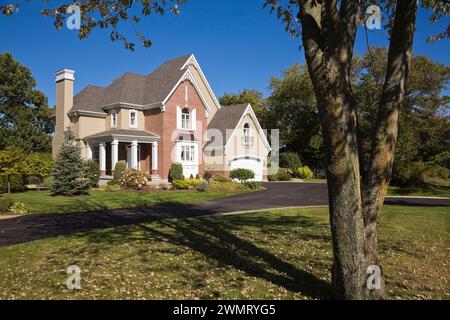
[181,54,222,110]
[162,69,212,114]
[224,103,271,151]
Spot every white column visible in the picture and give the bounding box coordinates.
[111,139,119,170]
[131,140,138,169]
[86,142,92,160]
[99,142,106,173]
[151,141,158,173]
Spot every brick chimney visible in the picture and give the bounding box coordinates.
[52,69,75,156]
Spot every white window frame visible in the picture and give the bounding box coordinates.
[179,143,196,163]
[181,108,191,130]
[111,110,117,128]
[242,123,252,145]
[129,109,138,128]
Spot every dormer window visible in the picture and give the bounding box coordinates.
[111,111,117,128]
[129,109,137,128]
[181,108,190,130]
[242,122,253,145]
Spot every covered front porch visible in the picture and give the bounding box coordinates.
[84,129,160,180]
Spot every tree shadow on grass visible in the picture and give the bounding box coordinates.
[143,218,332,299]
[76,212,332,299]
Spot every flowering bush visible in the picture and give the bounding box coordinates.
[9,202,28,215]
[186,178,202,187]
[172,179,190,189]
[119,169,149,188]
[278,168,293,176]
[295,166,314,179]
[172,178,202,189]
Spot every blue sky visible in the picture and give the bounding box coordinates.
[0,1,449,107]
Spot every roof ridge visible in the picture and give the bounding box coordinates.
[72,53,195,114]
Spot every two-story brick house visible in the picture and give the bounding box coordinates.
[52,54,271,182]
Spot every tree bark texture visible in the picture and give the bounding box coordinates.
[298,0,418,299]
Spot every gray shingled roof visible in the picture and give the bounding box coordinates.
[84,129,159,140]
[205,103,249,148]
[71,54,192,114]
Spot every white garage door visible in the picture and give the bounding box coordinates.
[229,156,263,181]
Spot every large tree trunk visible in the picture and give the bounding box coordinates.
[299,0,366,299]
[298,0,418,299]
[361,0,418,299]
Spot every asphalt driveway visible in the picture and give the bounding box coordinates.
[0,182,448,246]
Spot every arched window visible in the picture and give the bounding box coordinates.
[181,108,190,130]
[242,123,251,145]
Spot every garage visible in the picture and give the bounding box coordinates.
[229,156,264,181]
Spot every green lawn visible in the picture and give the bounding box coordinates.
[387,179,450,198]
[303,178,327,184]
[1,189,247,214]
[302,177,450,198]
[0,206,448,299]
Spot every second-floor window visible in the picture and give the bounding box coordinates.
[129,109,137,128]
[111,111,117,128]
[242,123,251,144]
[181,108,190,130]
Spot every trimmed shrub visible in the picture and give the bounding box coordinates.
[206,181,245,192]
[195,173,201,179]
[267,174,279,181]
[169,163,183,181]
[230,168,255,182]
[243,181,261,190]
[295,166,314,179]
[83,159,100,188]
[277,173,292,181]
[9,202,28,215]
[280,152,302,171]
[172,179,190,189]
[212,175,230,183]
[198,181,209,192]
[189,174,194,179]
[0,197,14,213]
[119,168,149,188]
[113,161,127,182]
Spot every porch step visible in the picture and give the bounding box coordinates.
[148,175,169,186]
[99,175,113,186]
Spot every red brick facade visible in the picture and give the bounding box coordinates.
[145,80,207,179]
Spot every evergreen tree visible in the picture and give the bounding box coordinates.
[51,129,90,196]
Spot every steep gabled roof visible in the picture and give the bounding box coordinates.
[206,103,271,151]
[71,54,192,114]
[205,103,249,148]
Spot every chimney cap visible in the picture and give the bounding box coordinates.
[55,69,75,82]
